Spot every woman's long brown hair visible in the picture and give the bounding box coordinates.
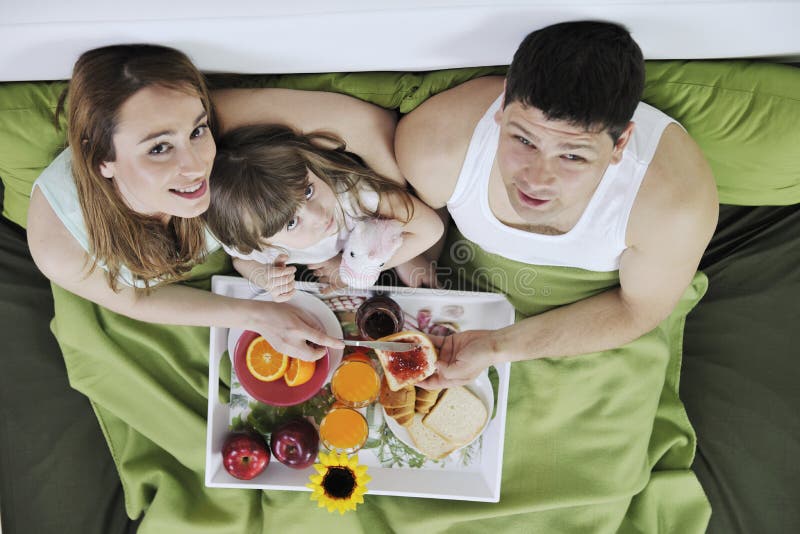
[59,44,215,291]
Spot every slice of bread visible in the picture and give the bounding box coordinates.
[407,414,458,460]
[414,387,442,415]
[379,375,415,426]
[374,331,437,391]
[422,386,488,446]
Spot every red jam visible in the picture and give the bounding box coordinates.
[386,345,427,381]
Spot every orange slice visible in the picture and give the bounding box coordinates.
[284,357,316,387]
[246,336,289,382]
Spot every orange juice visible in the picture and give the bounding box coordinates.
[331,360,380,408]
[319,407,368,453]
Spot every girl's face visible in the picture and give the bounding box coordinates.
[99,85,216,222]
[267,172,340,250]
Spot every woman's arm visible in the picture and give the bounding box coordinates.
[27,189,341,360]
[212,88,405,184]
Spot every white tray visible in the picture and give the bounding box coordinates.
[205,276,515,502]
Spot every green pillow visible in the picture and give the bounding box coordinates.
[0,81,68,228]
[408,61,800,206]
[643,61,800,206]
[1,61,798,228]
[399,66,507,113]
[0,73,424,228]
[207,71,423,110]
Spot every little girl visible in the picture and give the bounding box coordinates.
[205,124,444,301]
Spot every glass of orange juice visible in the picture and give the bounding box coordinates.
[319,407,369,454]
[331,359,380,408]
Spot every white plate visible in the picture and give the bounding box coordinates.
[227,290,344,383]
[383,373,494,458]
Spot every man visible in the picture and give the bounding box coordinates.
[395,20,718,387]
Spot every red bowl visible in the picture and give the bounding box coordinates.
[233,330,329,406]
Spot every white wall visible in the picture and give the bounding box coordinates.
[0,0,798,81]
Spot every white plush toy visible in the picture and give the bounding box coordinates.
[339,218,404,288]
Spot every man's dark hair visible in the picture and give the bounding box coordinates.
[504,21,645,141]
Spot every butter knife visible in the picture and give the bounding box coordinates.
[341,339,418,352]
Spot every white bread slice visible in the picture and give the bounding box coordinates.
[379,375,415,426]
[414,387,441,414]
[407,414,458,460]
[422,386,488,446]
[374,331,437,391]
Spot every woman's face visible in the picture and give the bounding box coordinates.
[99,85,216,221]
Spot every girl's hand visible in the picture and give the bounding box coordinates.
[250,300,344,361]
[307,255,347,294]
[248,254,297,302]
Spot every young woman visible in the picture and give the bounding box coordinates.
[204,124,443,301]
[26,44,409,360]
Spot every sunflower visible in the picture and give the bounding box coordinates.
[306,451,371,514]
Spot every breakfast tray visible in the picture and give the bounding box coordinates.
[205,276,514,502]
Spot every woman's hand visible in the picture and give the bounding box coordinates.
[244,255,297,302]
[418,330,498,388]
[248,300,344,361]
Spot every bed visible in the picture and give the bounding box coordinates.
[1,2,798,533]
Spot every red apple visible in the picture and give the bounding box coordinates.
[221,431,269,480]
[270,417,319,469]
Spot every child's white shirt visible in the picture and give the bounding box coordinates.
[222,186,380,265]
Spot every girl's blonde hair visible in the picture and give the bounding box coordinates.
[205,124,413,255]
[59,44,216,291]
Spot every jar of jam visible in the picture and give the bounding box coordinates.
[355,294,404,340]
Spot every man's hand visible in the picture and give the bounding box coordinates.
[419,330,497,388]
[247,254,297,302]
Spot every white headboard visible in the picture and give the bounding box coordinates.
[1,0,798,81]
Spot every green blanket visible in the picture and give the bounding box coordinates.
[50,224,709,533]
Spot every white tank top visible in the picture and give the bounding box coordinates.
[447,96,676,272]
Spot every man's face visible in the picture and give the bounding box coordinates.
[494,100,632,230]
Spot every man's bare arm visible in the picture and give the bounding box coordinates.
[27,189,340,360]
[395,76,505,208]
[424,126,718,386]
[500,126,717,358]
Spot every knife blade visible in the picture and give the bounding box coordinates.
[341,339,419,352]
